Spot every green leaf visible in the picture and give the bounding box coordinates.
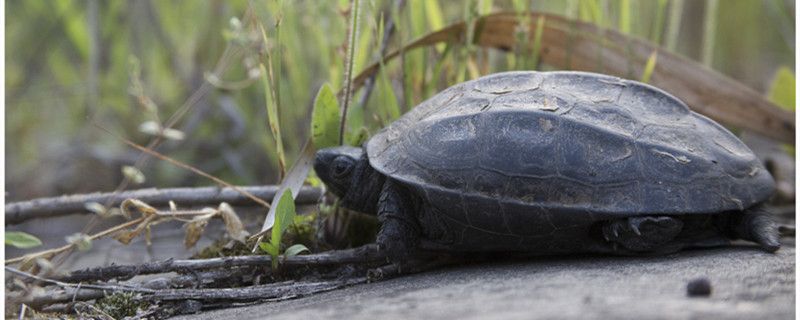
[284,244,310,257]
[346,127,370,146]
[271,188,297,247]
[258,241,279,256]
[767,66,795,111]
[6,231,43,249]
[311,83,342,149]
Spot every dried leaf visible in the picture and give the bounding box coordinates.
[121,166,146,185]
[184,217,210,249]
[84,202,108,215]
[138,121,161,136]
[161,128,186,141]
[114,216,154,245]
[120,199,158,218]
[252,140,315,241]
[218,202,249,243]
[65,233,92,251]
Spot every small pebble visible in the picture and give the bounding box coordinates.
[686,277,712,297]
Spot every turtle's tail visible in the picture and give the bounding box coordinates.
[727,205,780,253]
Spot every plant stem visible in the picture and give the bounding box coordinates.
[701,0,718,66]
[339,0,362,145]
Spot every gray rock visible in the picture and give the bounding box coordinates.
[180,244,795,320]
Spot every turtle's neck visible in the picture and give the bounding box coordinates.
[342,152,385,215]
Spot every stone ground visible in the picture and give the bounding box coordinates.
[178,241,795,320]
[7,215,795,319]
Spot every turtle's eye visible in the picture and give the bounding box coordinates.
[331,156,354,179]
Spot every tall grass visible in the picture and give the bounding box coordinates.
[4,0,795,200]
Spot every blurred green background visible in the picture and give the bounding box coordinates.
[5,0,795,201]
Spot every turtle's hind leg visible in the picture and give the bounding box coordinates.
[601,216,683,252]
[726,204,780,253]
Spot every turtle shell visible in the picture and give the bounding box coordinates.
[366,71,774,215]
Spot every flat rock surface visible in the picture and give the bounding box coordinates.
[178,242,795,320]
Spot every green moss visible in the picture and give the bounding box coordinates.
[95,292,149,319]
[192,238,255,259]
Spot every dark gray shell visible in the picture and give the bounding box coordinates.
[366,71,774,216]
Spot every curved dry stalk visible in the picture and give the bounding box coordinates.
[348,12,794,143]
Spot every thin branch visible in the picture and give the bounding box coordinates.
[5,267,155,294]
[6,185,322,225]
[58,244,384,283]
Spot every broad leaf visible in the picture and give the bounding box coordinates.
[768,66,795,111]
[284,244,310,257]
[311,83,342,149]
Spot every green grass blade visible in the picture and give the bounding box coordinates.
[640,50,658,83]
[618,0,631,34]
[651,0,668,45]
[665,0,684,51]
[530,16,546,70]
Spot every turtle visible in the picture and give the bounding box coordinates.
[313,71,780,265]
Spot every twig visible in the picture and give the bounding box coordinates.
[6,185,322,225]
[59,244,385,283]
[5,267,155,294]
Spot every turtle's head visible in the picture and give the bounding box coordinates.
[314,146,384,214]
[314,146,362,198]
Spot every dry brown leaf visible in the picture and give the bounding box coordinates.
[218,202,249,243]
[183,211,215,249]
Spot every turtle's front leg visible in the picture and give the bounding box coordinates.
[376,181,421,262]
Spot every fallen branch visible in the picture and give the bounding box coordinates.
[148,277,365,302]
[58,244,385,283]
[6,185,323,225]
[14,272,364,309]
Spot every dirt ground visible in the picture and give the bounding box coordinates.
[176,241,795,320]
